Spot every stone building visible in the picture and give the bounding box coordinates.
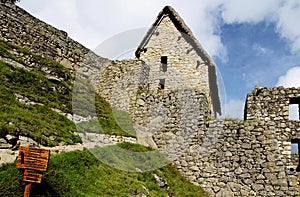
[135,6,221,118]
[97,6,222,149]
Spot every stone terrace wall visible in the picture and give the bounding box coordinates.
[97,59,145,110]
[0,3,110,79]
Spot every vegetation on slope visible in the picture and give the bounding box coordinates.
[0,41,80,146]
[0,143,207,197]
[0,39,135,146]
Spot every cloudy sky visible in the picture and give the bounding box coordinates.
[18,0,300,119]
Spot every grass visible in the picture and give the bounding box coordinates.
[72,76,136,137]
[223,117,241,122]
[0,40,73,113]
[0,143,208,197]
[0,39,137,144]
[0,61,80,146]
[76,108,136,137]
[90,142,169,172]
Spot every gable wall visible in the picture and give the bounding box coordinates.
[138,15,214,117]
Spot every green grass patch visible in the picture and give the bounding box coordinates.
[0,39,137,142]
[0,40,73,113]
[0,60,80,146]
[90,142,169,172]
[76,95,136,137]
[0,83,81,146]
[0,145,207,196]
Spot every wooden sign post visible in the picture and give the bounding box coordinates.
[16,146,50,197]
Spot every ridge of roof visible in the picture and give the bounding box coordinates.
[135,6,221,115]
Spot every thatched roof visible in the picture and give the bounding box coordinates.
[135,6,221,116]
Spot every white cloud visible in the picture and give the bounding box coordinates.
[276,66,300,87]
[220,0,300,53]
[277,0,300,52]
[20,0,165,49]
[220,99,244,119]
[19,0,227,59]
[221,0,280,23]
[18,0,300,62]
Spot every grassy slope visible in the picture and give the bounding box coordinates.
[0,40,80,145]
[0,143,207,197]
[0,39,134,146]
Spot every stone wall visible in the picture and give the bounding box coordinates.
[0,2,110,83]
[244,85,300,121]
[137,15,214,117]
[97,59,145,111]
[96,58,212,149]
[130,90,210,152]
[171,86,300,196]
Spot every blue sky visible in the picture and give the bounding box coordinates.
[218,22,296,100]
[18,0,300,119]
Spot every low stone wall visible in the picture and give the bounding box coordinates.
[0,132,136,165]
[130,90,210,150]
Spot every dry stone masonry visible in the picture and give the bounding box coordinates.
[174,86,300,196]
[0,2,111,86]
[1,2,300,197]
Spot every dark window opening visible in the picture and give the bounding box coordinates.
[289,97,300,120]
[21,151,25,164]
[291,139,300,172]
[196,61,200,69]
[159,79,165,90]
[161,56,167,72]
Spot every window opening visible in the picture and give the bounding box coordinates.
[289,97,300,120]
[196,61,200,69]
[291,139,300,172]
[159,79,165,91]
[161,56,167,72]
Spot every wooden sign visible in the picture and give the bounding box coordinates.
[23,169,43,183]
[16,146,50,197]
[16,146,50,172]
